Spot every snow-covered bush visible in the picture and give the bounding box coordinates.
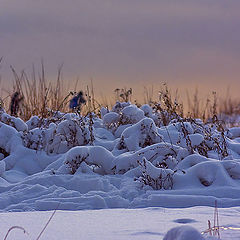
[22,115,95,154]
[157,117,229,159]
[112,142,182,174]
[120,104,145,124]
[111,101,130,113]
[103,112,120,129]
[140,104,153,118]
[22,127,44,151]
[100,106,109,118]
[103,103,145,133]
[114,117,162,151]
[26,115,41,130]
[135,157,176,190]
[0,112,28,132]
[64,146,114,175]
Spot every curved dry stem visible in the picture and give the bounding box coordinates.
[4,226,28,240]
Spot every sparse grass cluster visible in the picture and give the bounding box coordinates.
[0,64,240,126]
[9,64,68,120]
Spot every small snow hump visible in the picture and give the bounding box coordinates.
[163,226,204,240]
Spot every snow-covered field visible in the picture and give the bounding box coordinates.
[1,101,240,239]
[1,207,240,239]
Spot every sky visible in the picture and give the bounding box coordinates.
[1,0,240,102]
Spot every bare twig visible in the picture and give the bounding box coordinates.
[36,203,60,240]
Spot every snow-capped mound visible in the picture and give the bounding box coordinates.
[103,112,119,128]
[63,146,114,174]
[163,226,205,240]
[0,112,28,132]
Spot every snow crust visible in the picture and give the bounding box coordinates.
[0,103,240,212]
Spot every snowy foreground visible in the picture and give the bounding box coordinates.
[1,207,240,240]
[1,102,240,239]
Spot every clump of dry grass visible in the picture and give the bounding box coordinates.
[114,87,133,103]
[8,63,103,120]
[185,87,240,127]
[149,84,184,126]
[143,85,154,104]
[9,62,70,120]
[186,89,219,122]
[84,80,102,116]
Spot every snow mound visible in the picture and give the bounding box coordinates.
[163,226,204,240]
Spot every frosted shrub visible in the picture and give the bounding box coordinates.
[140,104,153,118]
[65,151,90,174]
[100,106,109,118]
[57,119,90,145]
[135,157,175,190]
[26,110,69,130]
[150,85,184,127]
[26,116,41,130]
[0,112,28,132]
[64,146,114,175]
[22,128,44,151]
[22,116,94,154]
[103,112,120,130]
[115,118,162,151]
[103,103,145,132]
[112,142,181,174]
[159,118,229,159]
[111,101,130,113]
[120,105,145,124]
[47,118,92,154]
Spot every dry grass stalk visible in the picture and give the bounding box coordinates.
[35,205,59,240]
[143,85,154,104]
[202,200,221,238]
[83,81,102,115]
[4,226,28,240]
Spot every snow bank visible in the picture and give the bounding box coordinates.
[1,102,240,211]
